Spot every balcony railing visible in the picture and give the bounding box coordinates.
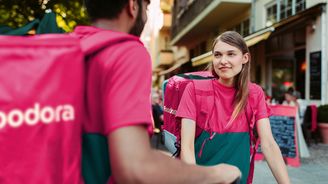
[172,0,212,39]
[162,13,172,30]
[155,50,174,68]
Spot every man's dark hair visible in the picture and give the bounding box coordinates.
[84,0,142,21]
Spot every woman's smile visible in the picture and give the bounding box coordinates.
[218,66,231,71]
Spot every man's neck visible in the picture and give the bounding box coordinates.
[92,19,130,33]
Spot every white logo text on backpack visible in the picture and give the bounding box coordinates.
[0,103,75,129]
[163,106,177,115]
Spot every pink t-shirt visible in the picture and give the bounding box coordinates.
[75,26,153,136]
[176,80,270,133]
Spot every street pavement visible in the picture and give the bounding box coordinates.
[151,135,328,184]
[253,144,328,184]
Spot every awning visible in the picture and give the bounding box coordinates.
[191,51,212,67]
[245,27,274,47]
[191,26,275,67]
[174,3,325,68]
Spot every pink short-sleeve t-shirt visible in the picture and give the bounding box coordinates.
[75,26,153,136]
[176,80,270,133]
[176,80,270,184]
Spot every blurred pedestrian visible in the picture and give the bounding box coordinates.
[262,87,272,104]
[283,87,299,107]
[152,91,164,146]
[152,91,163,131]
[288,87,301,99]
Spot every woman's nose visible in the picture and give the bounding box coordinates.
[219,55,228,64]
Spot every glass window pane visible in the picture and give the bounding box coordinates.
[280,12,285,19]
[287,9,292,17]
[266,4,277,25]
[236,24,241,34]
[296,0,306,13]
[273,5,277,14]
[243,19,249,36]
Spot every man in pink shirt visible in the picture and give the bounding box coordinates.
[77,0,241,183]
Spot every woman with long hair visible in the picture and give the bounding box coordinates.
[176,31,290,184]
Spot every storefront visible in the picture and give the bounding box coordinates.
[264,24,306,102]
[249,3,326,104]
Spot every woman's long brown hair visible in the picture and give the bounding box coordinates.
[211,31,251,123]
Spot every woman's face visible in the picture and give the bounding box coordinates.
[212,40,249,86]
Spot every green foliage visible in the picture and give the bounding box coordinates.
[0,0,90,32]
[318,104,328,123]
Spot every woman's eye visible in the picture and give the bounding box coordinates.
[214,53,221,57]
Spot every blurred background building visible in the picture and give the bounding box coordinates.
[149,0,328,106]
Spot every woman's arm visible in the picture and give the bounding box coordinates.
[180,118,197,164]
[256,118,291,184]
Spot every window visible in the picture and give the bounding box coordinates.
[200,41,207,53]
[280,0,293,20]
[242,19,250,36]
[235,24,241,34]
[190,49,195,58]
[266,0,306,27]
[232,19,250,37]
[266,4,277,26]
[296,0,306,13]
[190,41,208,58]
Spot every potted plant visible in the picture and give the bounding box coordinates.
[317,104,328,144]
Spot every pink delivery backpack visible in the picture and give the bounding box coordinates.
[162,71,215,156]
[0,34,85,183]
[0,32,135,184]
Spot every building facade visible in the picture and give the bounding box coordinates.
[150,0,191,88]
[165,0,327,105]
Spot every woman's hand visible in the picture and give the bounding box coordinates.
[210,164,242,184]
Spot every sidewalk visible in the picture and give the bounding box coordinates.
[253,144,328,184]
[151,135,328,184]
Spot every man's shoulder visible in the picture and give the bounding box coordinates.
[111,39,146,53]
[73,25,144,51]
[74,26,140,40]
[100,40,149,65]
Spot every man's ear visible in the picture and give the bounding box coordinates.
[127,0,138,18]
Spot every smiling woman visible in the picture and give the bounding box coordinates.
[177,31,291,184]
[210,31,251,123]
[212,42,248,85]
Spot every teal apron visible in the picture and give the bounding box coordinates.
[195,131,250,184]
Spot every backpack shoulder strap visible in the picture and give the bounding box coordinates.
[192,79,215,132]
[79,31,140,56]
[192,79,214,92]
[246,83,261,184]
[192,79,217,158]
